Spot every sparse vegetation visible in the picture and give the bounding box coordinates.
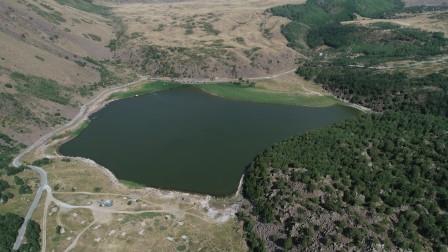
[55,0,110,17]
[198,83,338,107]
[83,33,102,42]
[28,3,66,25]
[11,72,71,105]
[202,22,220,36]
[34,55,45,61]
[109,81,182,100]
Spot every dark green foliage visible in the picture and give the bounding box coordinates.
[0,179,12,203]
[271,0,403,23]
[271,0,404,50]
[237,212,267,252]
[5,166,25,176]
[11,72,70,105]
[19,184,32,194]
[0,213,41,251]
[31,158,52,167]
[297,65,448,117]
[106,39,119,51]
[0,133,22,169]
[243,112,448,249]
[14,176,24,185]
[0,213,23,251]
[306,23,447,62]
[55,0,110,16]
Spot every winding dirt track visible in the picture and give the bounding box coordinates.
[12,68,317,251]
[11,68,372,251]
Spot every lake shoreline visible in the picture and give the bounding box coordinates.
[58,86,358,196]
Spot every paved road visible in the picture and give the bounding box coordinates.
[12,166,49,250]
[10,69,303,250]
[11,76,150,250]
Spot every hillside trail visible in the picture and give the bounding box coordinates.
[11,68,311,251]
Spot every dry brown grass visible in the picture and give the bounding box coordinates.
[255,71,326,96]
[0,0,114,86]
[0,0,118,144]
[112,0,305,78]
[71,213,245,252]
[34,153,247,251]
[45,158,123,194]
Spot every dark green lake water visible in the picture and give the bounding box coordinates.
[60,87,357,196]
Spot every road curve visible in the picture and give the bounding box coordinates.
[11,69,303,250]
[11,76,149,250]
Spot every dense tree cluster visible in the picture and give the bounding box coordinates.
[0,133,39,250]
[0,133,22,169]
[270,0,404,49]
[0,213,41,252]
[298,66,448,116]
[243,113,448,251]
[306,23,447,62]
[0,133,24,203]
[241,0,448,251]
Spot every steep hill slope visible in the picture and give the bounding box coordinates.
[0,0,125,144]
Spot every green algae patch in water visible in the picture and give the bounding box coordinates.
[60,87,357,196]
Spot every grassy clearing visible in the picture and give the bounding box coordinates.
[11,72,70,105]
[119,179,145,189]
[109,81,182,100]
[197,83,338,107]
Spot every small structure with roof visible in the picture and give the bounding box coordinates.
[98,199,113,207]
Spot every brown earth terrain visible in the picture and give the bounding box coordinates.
[2,0,448,251]
[0,0,311,145]
[111,0,305,78]
[0,0,123,144]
